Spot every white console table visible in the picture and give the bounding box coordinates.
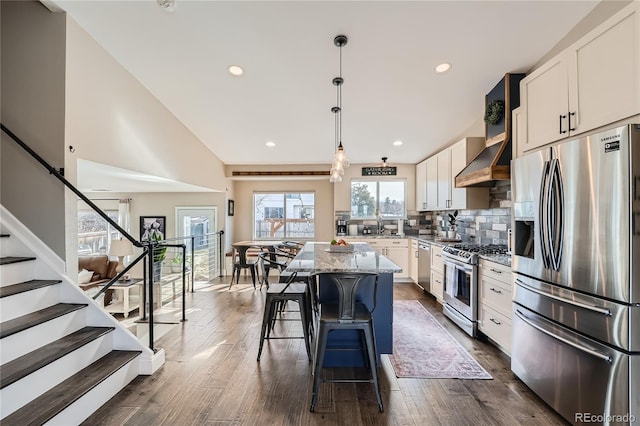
[100,279,142,318]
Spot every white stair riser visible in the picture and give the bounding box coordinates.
[0,333,114,418]
[0,285,61,322]
[0,309,86,364]
[0,235,31,259]
[0,261,36,287]
[43,356,140,426]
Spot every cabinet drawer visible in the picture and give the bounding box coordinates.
[386,239,408,248]
[478,260,512,286]
[431,245,444,273]
[430,270,444,302]
[479,276,512,317]
[479,304,511,354]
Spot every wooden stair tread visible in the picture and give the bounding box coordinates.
[0,303,87,339]
[2,350,141,426]
[0,279,62,298]
[0,256,36,266]
[0,326,115,389]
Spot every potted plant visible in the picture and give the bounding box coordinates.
[447,210,459,239]
[171,254,183,273]
[151,232,166,281]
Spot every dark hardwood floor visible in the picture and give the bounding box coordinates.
[83,277,568,425]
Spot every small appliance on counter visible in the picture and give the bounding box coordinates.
[348,224,359,236]
[336,220,347,236]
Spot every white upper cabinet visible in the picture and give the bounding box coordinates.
[425,155,438,210]
[436,149,451,210]
[423,137,489,211]
[568,3,639,134]
[519,2,639,154]
[520,55,569,150]
[415,159,427,211]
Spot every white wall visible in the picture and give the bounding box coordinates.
[1,1,67,257]
[63,17,234,267]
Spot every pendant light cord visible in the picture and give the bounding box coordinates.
[338,42,343,148]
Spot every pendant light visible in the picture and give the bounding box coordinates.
[330,35,349,183]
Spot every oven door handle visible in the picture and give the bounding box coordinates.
[515,279,612,316]
[443,257,473,273]
[514,309,612,363]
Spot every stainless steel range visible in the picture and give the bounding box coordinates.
[441,244,508,337]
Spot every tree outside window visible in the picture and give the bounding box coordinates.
[350,180,406,219]
[77,210,119,255]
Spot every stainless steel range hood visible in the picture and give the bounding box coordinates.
[454,139,512,187]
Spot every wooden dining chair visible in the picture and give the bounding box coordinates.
[309,272,383,413]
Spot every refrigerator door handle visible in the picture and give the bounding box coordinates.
[515,279,612,316]
[549,158,564,271]
[539,160,552,269]
[514,309,612,363]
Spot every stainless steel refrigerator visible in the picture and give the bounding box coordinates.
[511,124,639,425]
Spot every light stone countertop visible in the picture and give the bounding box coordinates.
[284,242,402,274]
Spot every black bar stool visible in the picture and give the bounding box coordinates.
[309,272,383,413]
[257,256,313,362]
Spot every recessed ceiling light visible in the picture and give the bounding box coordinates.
[435,63,452,73]
[156,0,176,12]
[393,140,404,146]
[265,141,276,147]
[228,65,244,77]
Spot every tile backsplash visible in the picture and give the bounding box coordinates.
[430,181,512,245]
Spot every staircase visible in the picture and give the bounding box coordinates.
[0,206,164,425]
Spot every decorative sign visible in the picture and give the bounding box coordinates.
[362,166,397,176]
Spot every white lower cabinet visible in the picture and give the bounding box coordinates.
[409,239,419,283]
[430,245,444,302]
[477,259,512,354]
[430,270,444,303]
[344,238,408,278]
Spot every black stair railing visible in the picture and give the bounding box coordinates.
[0,123,163,351]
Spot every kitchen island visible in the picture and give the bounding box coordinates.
[285,242,402,367]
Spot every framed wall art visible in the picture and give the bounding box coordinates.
[140,216,166,242]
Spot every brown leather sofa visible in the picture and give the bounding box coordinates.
[78,255,118,305]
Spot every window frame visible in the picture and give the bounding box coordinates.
[350,178,407,220]
[77,209,120,256]
[252,191,316,240]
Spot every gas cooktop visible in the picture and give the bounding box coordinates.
[442,244,509,264]
[450,243,509,255]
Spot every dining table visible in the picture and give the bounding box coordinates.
[284,241,402,367]
[231,240,282,263]
[230,240,282,285]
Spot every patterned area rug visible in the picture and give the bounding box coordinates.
[389,300,492,379]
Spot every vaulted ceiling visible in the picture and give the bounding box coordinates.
[53,0,599,167]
